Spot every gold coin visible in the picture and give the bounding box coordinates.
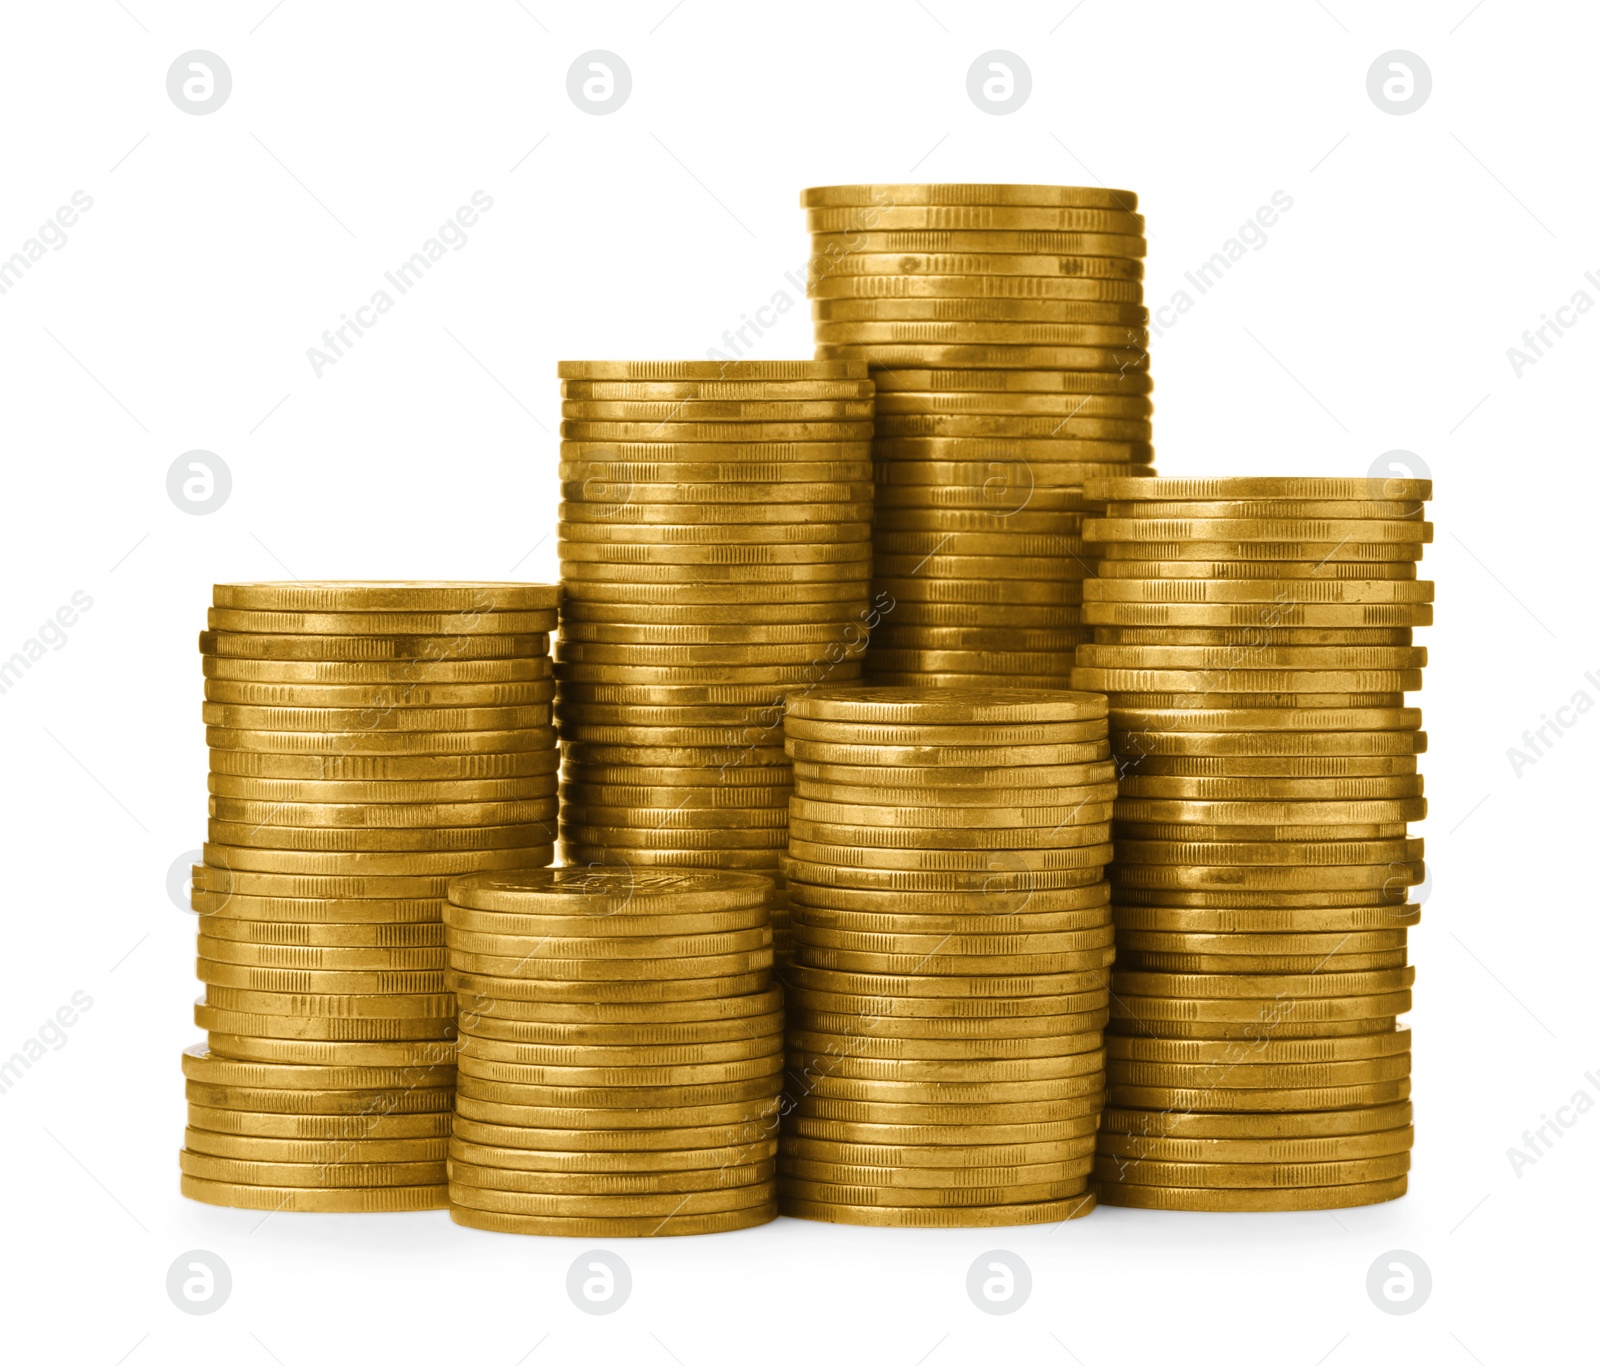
[207,749,561,780]
[1112,836,1422,867]
[197,937,445,972]
[207,608,557,636]
[200,984,457,1018]
[202,657,553,685]
[184,1129,449,1162]
[801,184,1138,209]
[1087,476,1430,502]
[449,1135,775,1170]
[788,1095,1105,1126]
[787,684,1106,724]
[780,1190,1095,1226]
[789,880,1108,914]
[1106,1080,1410,1112]
[809,271,1146,301]
[179,1044,451,1090]
[184,1079,453,1115]
[456,1053,779,1088]
[789,815,1111,851]
[196,957,452,993]
[788,837,1111,870]
[207,776,556,806]
[808,202,1143,231]
[194,1003,454,1042]
[812,227,1144,257]
[1113,965,1415,998]
[785,961,1109,1000]
[179,1149,447,1188]
[1106,1029,1410,1062]
[561,400,875,421]
[792,778,1114,810]
[208,796,556,828]
[782,857,1102,894]
[560,536,874,565]
[1102,497,1427,521]
[213,582,559,612]
[1104,708,1421,735]
[187,1103,450,1141]
[810,249,1143,279]
[448,1182,775,1217]
[454,1095,778,1130]
[204,727,556,756]
[816,325,1146,353]
[818,299,1149,326]
[1112,868,1421,896]
[785,739,1106,768]
[202,683,555,711]
[450,1156,775,1194]
[1078,645,1427,669]
[204,819,552,851]
[1112,729,1426,757]
[556,642,860,666]
[1083,604,1432,627]
[180,1174,446,1211]
[202,1033,453,1067]
[872,418,1150,446]
[449,867,773,913]
[1083,579,1433,605]
[561,501,872,527]
[560,378,874,399]
[1097,1129,1413,1164]
[1111,798,1426,825]
[1093,628,1416,648]
[1098,545,1425,568]
[196,916,448,947]
[560,420,873,443]
[1110,992,1411,1029]
[1102,1099,1412,1139]
[1117,775,1423,800]
[453,1073,778,1109]
[202,840,553,873]
[779,1174,1089,1209]
[1116,928,1407,957]
[558,360,867,380]
[200,631,546,662]
[794,942,1114,975]
[1109,1054,1410,1088]
[1097,1175,1408,1211]
[448,1203,776,1235]
[1112,905,1420,932]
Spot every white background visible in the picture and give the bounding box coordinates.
[0,1,1594,1362]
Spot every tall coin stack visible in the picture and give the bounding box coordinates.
[183,581,560,1213]
[800,183,1156,689]
[556,360,878,959]
[1068,478,1430,1211]
[444,869,782,1235]
[777,686,1116,1226]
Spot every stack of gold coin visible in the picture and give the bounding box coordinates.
[182,581,560,1213]
[443,868,782,1235]
[556,360,880,960]
[800,184,1155,689]
[776,685,1115,1226]
[1068,478,1430,1211]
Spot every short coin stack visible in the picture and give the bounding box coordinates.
[1069,478,1430,1211]
[800,183,1156,689]
[556,360,878,958]
[777,685,1117,1226]
[183,581,559,1212]
[443,869,783,1235]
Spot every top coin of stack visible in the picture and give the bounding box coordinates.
[183,580,560,1214]
[556,361,881,959]
[800,184,1156,689]
[1068,479,1431,1212]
